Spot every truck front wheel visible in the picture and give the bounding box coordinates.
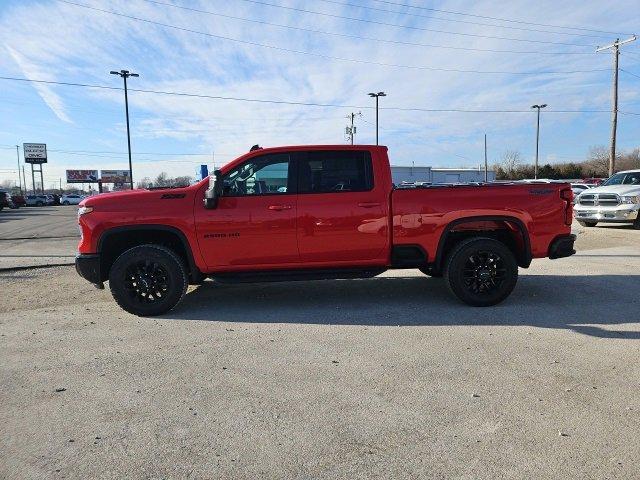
[444,237,518,307]
[109,244,188,316]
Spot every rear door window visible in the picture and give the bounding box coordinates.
[298,150,373,193]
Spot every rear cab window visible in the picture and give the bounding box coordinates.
[298,150,373,194]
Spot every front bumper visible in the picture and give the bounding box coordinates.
[574,205,639,222]
[75,253,102,286]
[548,234,576,260]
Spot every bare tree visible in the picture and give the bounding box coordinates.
[617,148,640,171]
[501,150,522,177]
[583,145,610,177]
[136,177,152,189]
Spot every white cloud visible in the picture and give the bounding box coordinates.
[0,0,638,188]
[4,44,72,123]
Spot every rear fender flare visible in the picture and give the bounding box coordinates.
[434,215,532,270]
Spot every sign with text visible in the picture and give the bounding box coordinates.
[23,143,47,164]
[100,170,131,183]
[66,170,99,183]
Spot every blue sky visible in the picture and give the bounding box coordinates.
[0,0,639,189]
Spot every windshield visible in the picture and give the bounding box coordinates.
[602,172,640,186]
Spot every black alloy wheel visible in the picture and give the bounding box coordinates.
[444,237,518,307]
[109,244,188,316]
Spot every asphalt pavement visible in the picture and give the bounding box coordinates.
[0,206,78,269]
[1,206,640,479]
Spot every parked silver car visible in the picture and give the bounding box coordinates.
[25,195,51,206]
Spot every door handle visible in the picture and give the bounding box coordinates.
[357,202,381,208]
[268,205,292,211]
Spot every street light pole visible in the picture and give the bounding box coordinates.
[110,69,139,189]
[15,145,22,194]
[368,92,386,145]
[531,104,547,179]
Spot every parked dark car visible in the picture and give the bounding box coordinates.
[0,191,11,211]
[11,194,26,207]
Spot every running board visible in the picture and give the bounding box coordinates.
[210,267,387,284]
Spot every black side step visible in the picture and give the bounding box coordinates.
[211,267,387,284]
[391,244,428,267]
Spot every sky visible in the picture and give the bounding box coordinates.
[0,0,639,190]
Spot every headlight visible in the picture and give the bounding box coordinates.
[620,195,639,204]
[78,206,94,216]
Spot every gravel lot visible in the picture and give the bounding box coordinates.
[1,207,640,479]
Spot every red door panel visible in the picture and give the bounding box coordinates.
[195,194,298,268]
[297,193,388,263]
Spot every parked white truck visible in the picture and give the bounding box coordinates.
[574,169,640,229]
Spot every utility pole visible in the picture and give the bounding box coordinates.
[596,36,636,177]
[531,104,547,179]
[345,112,361,145]
[110,69,139,189]
[15,145,22,194]
[368,92,386,145]
[484,134,488,182]
[31,164,36,195]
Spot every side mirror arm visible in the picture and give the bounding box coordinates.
[203,169,223,209]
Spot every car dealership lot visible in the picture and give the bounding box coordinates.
[1,208,640,478]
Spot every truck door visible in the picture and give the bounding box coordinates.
[195,153,299,268]
[295,150,389,264]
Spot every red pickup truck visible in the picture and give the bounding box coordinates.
[76,145,575,316]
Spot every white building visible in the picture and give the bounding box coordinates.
[391,166,496,184]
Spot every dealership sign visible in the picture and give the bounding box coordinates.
[100,170,131,183]
[23,143,47,164]
[66,170,99,183]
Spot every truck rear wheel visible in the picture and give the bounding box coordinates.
[444,237,518,307]
[109,244,188,317]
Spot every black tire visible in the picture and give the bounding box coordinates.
[109,244,188,316]
[62,201,70,205]
[36,201,44,207]
[633,216,640,230]
[444,237,518,307]
[577,220,597,227]
[418,266,443,278]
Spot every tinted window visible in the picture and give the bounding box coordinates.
[298,150,373,193]
[222,153,290,196]
[603,172,640,186]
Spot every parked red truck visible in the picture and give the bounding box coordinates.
[76,145,575,316]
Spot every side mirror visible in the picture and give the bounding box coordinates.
[203,169,223,209]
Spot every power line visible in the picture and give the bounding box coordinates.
[313,0,611,39]
[621,68,640,79]
[621,51,640,61]
[55,1,609,75]
[59,0,600,61]
[366,0,633,36]
[0,75,627,114]
[230,0,597,47]
[142,0,596,56]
